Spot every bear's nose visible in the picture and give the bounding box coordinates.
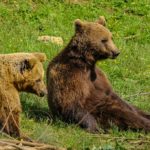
[39,90,47,97]
[39,91,45,97]
[112,50,120,58]
[114,51,120,57]
[39,89,48,97]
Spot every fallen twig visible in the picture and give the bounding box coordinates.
[124,35,139,40]
[0,139,66,150]
[124,92,150,99]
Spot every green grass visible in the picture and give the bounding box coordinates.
[0,0,150,149]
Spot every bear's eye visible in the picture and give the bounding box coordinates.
[101,39,108,43]
[36,79,41,82]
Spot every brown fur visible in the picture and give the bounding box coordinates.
[47,17,150,133]
[0,52,47,137]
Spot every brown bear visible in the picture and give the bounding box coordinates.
[47,17,150,133]
[0,52,47,137]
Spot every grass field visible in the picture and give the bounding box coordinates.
[0,0,150,149]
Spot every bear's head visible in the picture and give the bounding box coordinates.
[71,16,120,62]
[15,53,47,97]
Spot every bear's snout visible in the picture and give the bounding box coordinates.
[39,89,47,97]
[111,50,120,59]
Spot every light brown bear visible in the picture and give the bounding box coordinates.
[0,52,47,137]
[47,17,150,133]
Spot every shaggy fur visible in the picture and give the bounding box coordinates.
[47,17,150,133]
[0,53,47,137]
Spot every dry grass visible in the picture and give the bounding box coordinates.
[65,0,89,4]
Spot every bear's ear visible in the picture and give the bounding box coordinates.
[97,16,106,26]
[20,58,36,73]
[74,19,85,33]
[33,53,47,62]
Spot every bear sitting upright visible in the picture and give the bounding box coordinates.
[47,16,150,133]
[0,52,47,137]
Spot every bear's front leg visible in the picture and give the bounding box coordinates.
[8,111,20,137]
[0,87,22,137]
[0,109,20,137]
